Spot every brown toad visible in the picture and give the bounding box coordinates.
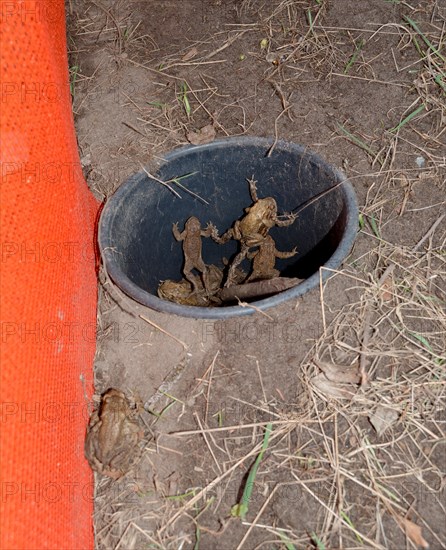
[247,234,297,282]
[158,264,224,306]
[85,388,143,480]
[173,216,214,293]
[211,177,296,286]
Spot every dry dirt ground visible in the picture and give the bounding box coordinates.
[68,1,445,548]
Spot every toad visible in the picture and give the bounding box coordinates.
[247,234,297,282]
[173,216,214,293]
[85,388,143,480]
[210,177,297,286]
[158,264,224,306]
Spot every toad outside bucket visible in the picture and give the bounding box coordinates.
[98,137,358,319]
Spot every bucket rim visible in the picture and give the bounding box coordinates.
[99,136,359,319]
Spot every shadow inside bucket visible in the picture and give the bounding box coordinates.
[99,137,358,318]
[281,203,347,279]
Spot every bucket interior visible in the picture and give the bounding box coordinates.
[99,138,357,317]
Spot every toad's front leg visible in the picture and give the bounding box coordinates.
[247,176,259,202]
[209,224,234,245]
[276,212,297,227]
[172,222,186,241]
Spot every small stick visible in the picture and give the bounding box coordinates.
[168,419,299,436]
[194,412,222,474]
[255,360,267,404]
[205,351,219,424]
[139,315,187,349]
[122,121,146,137]
[266,106,291,157]
[219,277,301,302]
[139,164,182,199]
[236,300,274,320]
[202,30,248,60]
[412,213,444,252]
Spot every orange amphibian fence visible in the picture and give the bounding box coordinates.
[1,2,98,548]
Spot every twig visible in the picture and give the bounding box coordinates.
[205,351,219,424]
[139,164,182,198]
[122,121,147,137]
[220,277,301,302]
[139,315,187,349]
[266,106,292,157]
[202,30,248,60]
[168,419,300,436]
[194,412,222,474]
[236,299,275,320]
[412,214,445,252]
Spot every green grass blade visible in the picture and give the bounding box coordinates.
[231,423,273,519]
[389,104,425,133]
[368,215,381,238]
[147,398,178,418]
[194,526,200,550]
[340,511,363,544]
[310,532,326,550]
[434,74,446,92]
[403,16,445,63]
[407,331,434,353]
[171,173,209,205]
[277,531,296,549]
[165,488,197,501]
[307,9,314,33]
[411,35,424,57]
[160,391,184,403]
[212,410,223,427]
[179,82,191,117]
[336,123,380,162]
[170,171,198,182]
[375,482,400,502]
[147,100,167,109]
[344,39,365,73]
[69,65,79,97]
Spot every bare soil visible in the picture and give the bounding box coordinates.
[68,1,445,548]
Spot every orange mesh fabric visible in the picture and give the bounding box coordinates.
[1,2,98,548]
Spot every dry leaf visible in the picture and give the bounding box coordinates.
[314,360,361,383]
[186,124,216,145]
[369,405,399,436]
[311,372,357,400]
[311,360,360,400]
[380,279,394,301]
[181,47,198,61]
[398,516,429,548]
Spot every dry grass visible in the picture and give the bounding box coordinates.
[131,222,444,549]
[92,221,445,547]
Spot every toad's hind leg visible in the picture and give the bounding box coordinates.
[183,259,206,293]
[224,246,249,288]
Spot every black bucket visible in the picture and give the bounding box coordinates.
[99,137,358,319]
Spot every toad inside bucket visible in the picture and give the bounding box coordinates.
[98,137,358,319]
